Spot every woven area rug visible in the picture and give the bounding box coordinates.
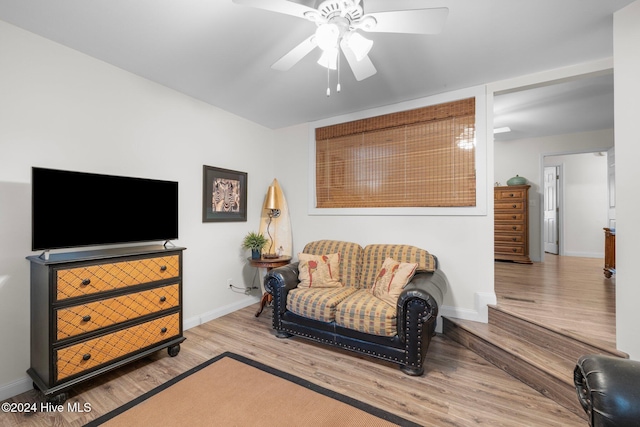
[85,352,419,427]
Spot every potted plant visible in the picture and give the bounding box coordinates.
[242,231,268,259]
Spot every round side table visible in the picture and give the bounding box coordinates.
[248,256,291,317]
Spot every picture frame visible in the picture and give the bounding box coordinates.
[202,165,247,222]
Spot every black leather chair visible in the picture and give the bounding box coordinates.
[574,354,640,427]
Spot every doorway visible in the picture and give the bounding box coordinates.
[541,151,609,260]
[543,165,560,255]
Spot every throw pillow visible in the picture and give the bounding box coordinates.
[297,253,342,288]
[370,257,418,307]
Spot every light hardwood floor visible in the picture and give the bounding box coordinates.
[2,257,606,427]
[495,254,616,350]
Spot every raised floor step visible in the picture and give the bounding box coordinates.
[443,313,587,418]
[488,305,627,361]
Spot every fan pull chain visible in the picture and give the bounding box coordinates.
[326,63,330,97]
[336,50,341,93]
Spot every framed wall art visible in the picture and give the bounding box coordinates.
[202,165,247,222]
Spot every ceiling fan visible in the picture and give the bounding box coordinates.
[232,0,448,89]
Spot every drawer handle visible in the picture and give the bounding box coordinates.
[82,315,92,322]
[512,238,517,241]
[512,249,517,253]
[512,215,516,219]
[160,296,167,302]
[512,204,517,208]
[160,265,167,272]
[82,353,91,361]
[509,193,515,197]
[81,279,91,286]
[512,226,517,230]
[161,327,168,333]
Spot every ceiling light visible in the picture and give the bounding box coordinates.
[317,48,338,70]
[493,127,511,134]
[315,23,340,51]
[457,126,476,150]
[344,31,373,61]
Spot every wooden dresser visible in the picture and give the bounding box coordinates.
[603,227,615,278]
[494,185,532,264]
[27,245,185,403]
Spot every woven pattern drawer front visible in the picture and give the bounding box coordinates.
[56,284,180,340]
[55,312,180,381]
[56,255,180,301]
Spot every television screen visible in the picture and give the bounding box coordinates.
[32,167,178,251]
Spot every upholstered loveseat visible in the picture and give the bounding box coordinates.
[264,240,447,375]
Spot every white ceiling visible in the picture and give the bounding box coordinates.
[0,0,629,135]
[493,72,614,142]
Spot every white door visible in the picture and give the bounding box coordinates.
[544,166,559,254]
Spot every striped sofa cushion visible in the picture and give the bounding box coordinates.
[302,240,364,288]
[361,244,436,289]
[287,287,358,323]
[335,289,397,337]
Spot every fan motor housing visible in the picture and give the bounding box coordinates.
[316,0,363,22]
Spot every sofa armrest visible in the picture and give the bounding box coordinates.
[574,354,640,427]
[397,268,448,339]
[264,262,299,314]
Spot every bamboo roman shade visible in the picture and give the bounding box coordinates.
[315,98,476,208]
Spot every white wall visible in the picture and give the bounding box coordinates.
[544,152,608,257]
[495,129,613,260]
[614,0,640,359]
[0,20,277,399]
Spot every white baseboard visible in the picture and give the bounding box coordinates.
[0,376,32,402]
[439,291,497,327]
[183,296,260,330]
[563,251,604,259]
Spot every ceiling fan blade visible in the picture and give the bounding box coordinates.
[232,0,316,19]
[363,8,449,34]
[272,35,317,71]
[340,40,377,81]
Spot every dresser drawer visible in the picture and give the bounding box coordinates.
[495,213,524,222]
[55,312,180,381]
[495,245,525,255]
[495,224,525,232]
[56,284,180,340]
[495,234,524,243]
[495,189,525,200]
[495,201,524,211]
[56,255,180,301]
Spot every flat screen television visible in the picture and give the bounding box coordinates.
[32,167,178,251]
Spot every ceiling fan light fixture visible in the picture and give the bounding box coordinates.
[317,47,338,70]
[345,31,373,61]
[493,126,512,134]
[315,23,340,51]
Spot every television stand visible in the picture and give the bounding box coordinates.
[27,245,186,403]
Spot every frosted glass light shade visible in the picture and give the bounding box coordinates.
[346,31,373,61]
[315,23,340,51]
[317,48,338,70]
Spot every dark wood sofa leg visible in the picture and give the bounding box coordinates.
[275,330,293,339]
[400,365,424,376]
